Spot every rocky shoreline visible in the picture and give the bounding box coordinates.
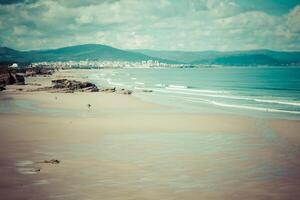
[0,66,133,95]
[0,66,53,90]
[29,78,132,95]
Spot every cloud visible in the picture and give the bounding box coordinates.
[0,0,37,5]
[0,0,299,51]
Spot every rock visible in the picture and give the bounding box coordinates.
[100,87,116,92]
[0,65,26,85]
[15,73,25,85]
[0,85,5,91]
[27,83,42,86]
[31,79,101,93]
[52,82,66,89]
[43,159,60,164]
[82,86,99,92]
[52,79,67,84]
[33,168,41,172]
[25,70,37,77]
[142,89,153,92]
[25,68,54,77]
[122,90,133,95]
[81,82,94,88]
[8,72,16,84]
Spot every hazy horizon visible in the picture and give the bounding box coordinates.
[0,0,300,52]
[2,43,300,53]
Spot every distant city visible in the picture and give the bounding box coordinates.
[29,60,207,69]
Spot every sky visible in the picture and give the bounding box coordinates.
[0,0,300,51]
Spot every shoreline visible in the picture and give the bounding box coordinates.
[1,71,300,199]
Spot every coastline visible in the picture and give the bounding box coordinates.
[1,71,300,199]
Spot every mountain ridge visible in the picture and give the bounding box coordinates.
[1,44,300,66]
[0,44,177,64]
[132,49,300,65]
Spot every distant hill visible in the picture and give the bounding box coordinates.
[0,44,176,63]
[133,49,300,66]
[1,44,300,66]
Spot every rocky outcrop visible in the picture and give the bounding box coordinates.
[120,88,132,95]
[100,87,132,95]
[100,87,116,93]
[42,159,60,164]
[13,73,25,85]
[0,66,25,86]
[0,85,5,91]
[30,79,99,93]
[142,89,153,92]
[27,78,133,95]
[0,66,12,85]
[51,79,99,92]
[25,68,54,77]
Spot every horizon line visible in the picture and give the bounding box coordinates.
[2,43,300,53]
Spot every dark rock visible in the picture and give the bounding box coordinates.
[52,79,67,84]
[15,73,25,85]
[8,72,16,84]
[52,83,66,89]
[142,89,153,92]
[43,159,60,164]
[31,79,100,93]
[101,87,116,92]
[33,168,41,172]
[122,90,133,95]
[0,85,5,91]
[25,68,54,77]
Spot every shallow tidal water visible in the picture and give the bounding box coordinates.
[86,67,300,119]
[25,127,300,199]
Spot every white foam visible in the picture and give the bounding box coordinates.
[135,82,145,85]
[168,85,187,89]
[155,88,300,108]
[154,88,250,100]
[254,99,300,106]
[185,99,300,114]
[155,84,165,88]
[166,87,228,94]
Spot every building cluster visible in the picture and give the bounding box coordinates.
[30,60,186,69]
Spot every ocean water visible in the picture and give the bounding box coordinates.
[86,67,300,119]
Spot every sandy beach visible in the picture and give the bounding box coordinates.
[1,71,300,200]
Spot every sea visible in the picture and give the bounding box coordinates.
[86,66,300,119]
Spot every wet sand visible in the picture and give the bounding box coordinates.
[0,74,300,200]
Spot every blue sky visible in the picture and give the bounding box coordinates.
[0,0,299,51]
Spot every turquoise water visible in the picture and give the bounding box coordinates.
[87,67,300,119]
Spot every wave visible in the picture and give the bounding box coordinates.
[135,82,145,85]
[253,99,300,106]
[154,88,300,107]
[166,87,228,94]
[209,101,300,115]
[184,99,300,115]
[155,84,165,88]
[168,85,188,89]
[154,88,250,100]
[106,78,125,86]
[145,93,300,115]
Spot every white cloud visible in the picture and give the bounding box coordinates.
[0,0,299,51]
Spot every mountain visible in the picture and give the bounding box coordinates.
[0,47,29,62]
[0,44,176,63]
[133,49,300,66]
[1,44,300,66]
